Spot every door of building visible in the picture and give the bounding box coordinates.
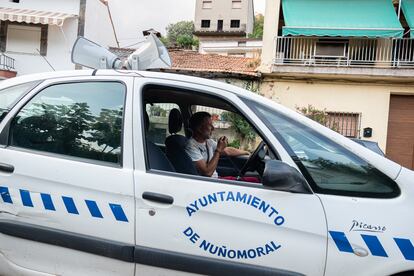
[386,95,414,170]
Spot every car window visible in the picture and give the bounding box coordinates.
[191,105,262,153]
[142,85,277,187]
[146,103,184,145]
[9,82,126,164]
[245,98,399,198]
[0,81,39,122]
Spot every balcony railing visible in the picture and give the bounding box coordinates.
[0,53,15,71]
[274,36,414,68]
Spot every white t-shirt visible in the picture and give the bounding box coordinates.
[185,138,218,178]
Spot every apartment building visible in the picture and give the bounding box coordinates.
[194,0,260,58]
[260,0,414,169]
[194,0,254,39]
[0,0,117,76]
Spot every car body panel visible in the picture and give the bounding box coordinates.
[0,70,411,276]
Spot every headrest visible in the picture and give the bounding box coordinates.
[168,108,183,134]
[144,110,149,131]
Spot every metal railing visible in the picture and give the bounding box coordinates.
[0,53,15,71]
[274,36,414,68]
[326,112,361,138]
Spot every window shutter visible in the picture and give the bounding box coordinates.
[0,21,8,53]
[39,25,48,56]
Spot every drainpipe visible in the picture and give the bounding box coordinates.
[398,0,402,19]
[76,0,87,69]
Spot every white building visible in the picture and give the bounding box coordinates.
[194,0,254,40]
[199,38,262,58]
[0,0,117,76]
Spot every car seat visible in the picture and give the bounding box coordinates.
[165,108,198,175]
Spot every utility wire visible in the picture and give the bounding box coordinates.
[102,0,120,48]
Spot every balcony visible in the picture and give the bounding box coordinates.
[0,53,15,70]
[271,36,414,81]
[274,36,414,68]
[0,53,16,79]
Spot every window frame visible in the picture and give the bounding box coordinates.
[232,0,242,9]
[1,79,128,168]
[230,20,241,28]
[243,98,400,199]
[202,0,212,9]
[0,80,42,117]
[145,102,185,146]
[201,20,211,28]
[137,83,313,194]
[1,21,48,56]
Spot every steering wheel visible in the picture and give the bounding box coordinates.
[238,141,266,177]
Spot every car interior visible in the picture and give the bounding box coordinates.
[142,84,276,183]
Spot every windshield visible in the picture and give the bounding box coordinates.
[245,98,399,198]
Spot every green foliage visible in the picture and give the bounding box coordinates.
[248,14,264,39]
[221,112,256,142]
[165,21,198,48]
[177,35,195,49]
[297,105,329,125]
[159,36,170,47]
[228,139,241,148]
[149,105,167,117]
[244,80,260,93]
[296,105,338,132]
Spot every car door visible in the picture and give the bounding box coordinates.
[0,76,135,276]
[133,78,327,276]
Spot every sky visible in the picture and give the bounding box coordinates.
[109,0,265,48]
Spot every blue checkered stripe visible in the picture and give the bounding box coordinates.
[330,231,414,261]
[0,186,128,223]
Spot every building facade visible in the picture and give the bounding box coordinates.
[260,0,414,169]
[0,0,117,76]
[194,0,254,40]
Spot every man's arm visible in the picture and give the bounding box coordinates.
[194,150,221,177]
[194,136,227,177]
[223,147,249,157]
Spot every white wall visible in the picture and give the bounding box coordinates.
[84,0,117,48]
[1,0,117,75]
[199,39,262,57]
[6,19,78,75]
[0,0,80,14]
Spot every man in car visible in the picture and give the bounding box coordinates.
[185,112,255,180]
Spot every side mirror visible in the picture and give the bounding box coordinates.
[263,160,311,194]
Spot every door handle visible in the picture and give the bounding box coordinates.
[0,163,14,173]
[142,192,174,204]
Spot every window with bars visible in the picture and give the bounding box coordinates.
[326,112,361,138]
[230,20,240,28]
[201,20,211,28]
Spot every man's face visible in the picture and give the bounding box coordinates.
[198,116,214,139]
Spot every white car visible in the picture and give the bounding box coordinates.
[0,70,412,276]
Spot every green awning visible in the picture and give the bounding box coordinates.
[402,0,414,38]
[282,0,404,38]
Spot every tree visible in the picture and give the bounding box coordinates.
[165,21,198,48]
[248,14,264,39]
